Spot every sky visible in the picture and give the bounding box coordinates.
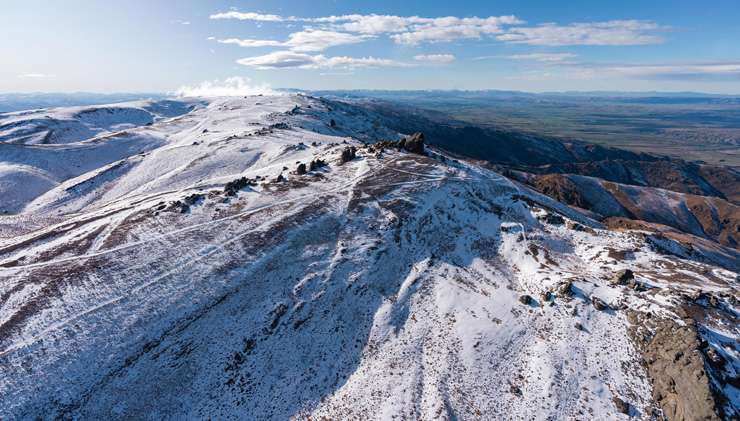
[3,0,740,94]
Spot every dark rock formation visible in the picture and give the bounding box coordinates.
[224,177,256,196]
[183,193,204,206]
[629,314,722,420]
[309,158,327,171]
[369,133,426,155]
[557,280,574,298]
[340,146,357,164]
[537,213,565,226]
[402,132,425,154]
[518,295,533,305]
[612,396,630,414]
[610,269,635,286]
[591,296,608,311]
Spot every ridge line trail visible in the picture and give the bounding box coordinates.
[0,154,488,358]
[0,154,444,358]
[0,199,312,359]
[0,156,469,273]
[0,161,377,272]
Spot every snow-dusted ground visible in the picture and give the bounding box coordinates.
[0,100,197,215]
[0,95,737,420]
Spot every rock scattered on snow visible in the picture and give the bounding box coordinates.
[610,269,635,286]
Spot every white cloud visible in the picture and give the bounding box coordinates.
[208,12,665,48]
[505,53,577,62]
[209,11,284,22]
[236,51,408,69]
[283,29,370,52]
[319,71,355,76]
[414,54,456,64]
[18,73,55,79]
[324,14,425,34]
[174,76,277,97]
[390,16,523,44]
[210,11,524,44]
[237,51,318,69]
[217,38,283,48]
[209,11,671,72]
[497,20,664,46]
[214,30,370,52]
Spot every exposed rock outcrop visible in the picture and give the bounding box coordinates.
[369,132,426,155]
[224,177,256,196]
[309,158,327,171]
[628,314,722,421]
[401,132,425,154]
[296,163,307,175]
[611,269,635,286]
[340,146,357,164]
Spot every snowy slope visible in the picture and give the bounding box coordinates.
[0,99,194,145]
[0,95,737,420]
[0,100,199,215]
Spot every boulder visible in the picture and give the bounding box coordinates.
[540,291,553,303]
[224,177,256,196]
[183,193,205,206]
[403,132,425,154]
[639,319,722,420]
[591,296,609,311]
[340,146,357,163]
[610,269,635,286]
[296,163,307,175]
[557,280,574,298]
[612,397,630,414]
[309,159,327,171]
[519,294,533,305]
[538,213,565,225]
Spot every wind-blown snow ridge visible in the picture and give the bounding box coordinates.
[0,94,737,420]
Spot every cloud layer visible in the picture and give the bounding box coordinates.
[208,11,671,73]
[497,20,664,46]
[236,51,407,69]
[505,53,577,62]
[414,54,456,64]
[210,12,664,46]
[175,76,276,96]
[216,29,371,52]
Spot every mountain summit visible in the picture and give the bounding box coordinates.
[0,95,737,420]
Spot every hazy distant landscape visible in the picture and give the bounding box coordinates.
[318,90,740,168]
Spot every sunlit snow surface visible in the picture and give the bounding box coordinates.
[0,95,736,420]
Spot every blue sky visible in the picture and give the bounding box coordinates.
[3,0,740,93]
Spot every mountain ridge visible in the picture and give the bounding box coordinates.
[0,94,737,420]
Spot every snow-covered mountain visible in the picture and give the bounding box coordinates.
[0,95,737,420]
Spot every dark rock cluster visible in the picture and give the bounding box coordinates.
[224,177,257,196]
[367,132,426,155]
[309,158,327,171]
[340,146,357,164]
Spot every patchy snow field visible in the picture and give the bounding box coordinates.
[0,95,737,420]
